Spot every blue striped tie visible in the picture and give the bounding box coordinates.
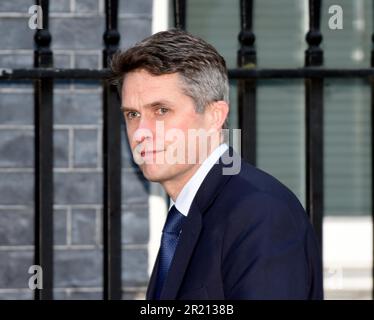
[154,205,185,300]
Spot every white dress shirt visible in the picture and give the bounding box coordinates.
[169,143,229,216]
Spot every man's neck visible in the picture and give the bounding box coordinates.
[161,163,202,202]
[161,141,225,202]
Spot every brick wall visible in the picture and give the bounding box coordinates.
[0,0,152,299]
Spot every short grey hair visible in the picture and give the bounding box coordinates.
[111,29,229,127]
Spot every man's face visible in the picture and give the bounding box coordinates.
[121,69,215,185]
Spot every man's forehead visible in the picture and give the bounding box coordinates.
[121,70,185,103]
[123,69,180,84]
[121,99,172,112]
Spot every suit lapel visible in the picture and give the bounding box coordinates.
[146,253,160,300]
[148,147,237,300]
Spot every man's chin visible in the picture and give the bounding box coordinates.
[140,165,170,183]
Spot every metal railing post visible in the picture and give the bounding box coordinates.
[305,0,324,253]
[173,0,186,30]
[102,0,122,300]
[33,0,54,300]
[237,0,256,165]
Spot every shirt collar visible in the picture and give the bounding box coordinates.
[169,143,229,216]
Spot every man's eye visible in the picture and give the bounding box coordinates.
[156,107,168,115]
[126,111,139,120]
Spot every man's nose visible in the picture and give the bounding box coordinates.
[133,117,154,144]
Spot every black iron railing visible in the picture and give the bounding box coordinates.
[0,0,373,299]
[102,0,122,301]
[33,0,54,301]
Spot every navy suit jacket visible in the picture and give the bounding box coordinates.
[146,148,323,300]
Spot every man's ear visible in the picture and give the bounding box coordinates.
[206,101,229,130]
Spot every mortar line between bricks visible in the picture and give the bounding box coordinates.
[95,207,101,246]
[119,14,152,20]
[0,13,103,18]
[0,49,100,56]
[0,205,30,209]
[0,209,32,214]
[71,88,102,92]
[53,288,101,293]
[54,168,103,173]
[57,125,100,130]
[98,51,103,69]
[0,168,33,172]
[53,288,72,293]
[25,244,149,251]
[0,124,100,130]
[49,13,105,18]
[0,13,30,17]
[54,49,100,55]
[68,127,74,169]
[69,85,102,92]
[54,125,100,130]
[0,89,33,93]
[0,288,35,293]
[50,287,147,292]
[69,79,74,92]
[0,246,34,250]
[122,287,148,291]
[0,13,153,18]
[67,206,72,246]
[0,49,33,54]
[0,168,108,173]
[55,88,102,93]
[68,53,75,91]
[98,0,104,14]
[0,49,32,52]
[65,288,72,299]
[0,203,127,212]
[54,245,100,250]
[0,125,34,129]
[71,0,76,13]
[121,203,149,209]
[97,125,102,169]
[123,244,148,250]
[70,49,102,54]
[54,287,104,292]
[70,50,75,69]
[94,244,148,250]
[54,204,102,210]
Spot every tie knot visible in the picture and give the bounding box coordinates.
[163,205,185,234]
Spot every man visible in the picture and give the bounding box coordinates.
[111,29,323,300]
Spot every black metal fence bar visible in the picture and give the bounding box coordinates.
[229,68,374,78]
[102,0,122,300]
[6,68,374,80]
[33,0,54,300]
[371,2,374,299]
[173,0,186,30]
[237,0,256,165]
[305,0,324,253]
[0,69,109,79]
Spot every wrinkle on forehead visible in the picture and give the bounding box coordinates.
[121,69,185,110]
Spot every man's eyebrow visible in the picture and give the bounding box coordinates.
[148,100,171,108]
[120,100,171,112]
[120,106,134,112]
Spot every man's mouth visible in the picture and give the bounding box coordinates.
[140,150,164,157]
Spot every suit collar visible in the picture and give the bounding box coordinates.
[147,147,238,300]
[170,143,229,216]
